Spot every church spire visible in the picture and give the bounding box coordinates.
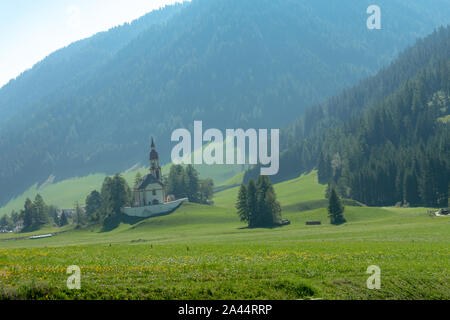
[149,137,161,180]
[150,137,159,161]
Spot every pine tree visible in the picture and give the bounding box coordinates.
[256,175,274,226]
[317,152,330,184]
[185,165,200,202]
[264,189,282,225]
[167,165,187,199]
[85,190,102,221]
[10,210,20,225]
[447,182,450,208]
[403,169,420,206]
[23,198,34,231]
[0,214,12,230]
[247,179,258,227]
[74,202,84,228]
[47,205,59,225]
[101,177,113,218]
[198,178,214,204]
[59,212,69,226]
[328,187,346,225]
[110,174,132,216]
[33,194,48,227]
[236,184,249,223]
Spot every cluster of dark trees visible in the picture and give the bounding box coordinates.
[0,194,68,232]
[165,165,214,204]
[236,176,282,227]
[82,174,132,226]
[245,26,450,208]
[0,174,134,232]
[82,166,214,228]
[2,0,449,207]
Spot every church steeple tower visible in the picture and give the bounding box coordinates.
[149,138,162,181]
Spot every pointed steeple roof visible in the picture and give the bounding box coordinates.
[150,137,159,161]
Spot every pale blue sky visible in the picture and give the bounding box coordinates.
[0,0,189,88]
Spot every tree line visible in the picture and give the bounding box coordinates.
[0,194,69,232]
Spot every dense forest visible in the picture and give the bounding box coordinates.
[246,27,450,207]
[2,0,450,206]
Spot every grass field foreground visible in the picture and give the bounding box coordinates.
[0,172,448,299]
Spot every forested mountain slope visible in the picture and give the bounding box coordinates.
[1,0,450,206]
[245,27,450,207]
[0,4,185,124]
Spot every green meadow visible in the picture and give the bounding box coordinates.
[0,171,448,300]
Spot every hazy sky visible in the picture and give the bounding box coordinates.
[0,0,189,88]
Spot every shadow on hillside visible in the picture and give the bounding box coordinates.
[100,205,184,232]
[238,223,289,230]
[100,213,147,232]
[282,199,329,213]
[283,198,365,214]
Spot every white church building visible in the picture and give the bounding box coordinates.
[122,138,187,218]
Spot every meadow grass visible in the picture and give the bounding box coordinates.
[0,171,448,299]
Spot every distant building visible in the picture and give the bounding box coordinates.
[60,207,85,218]
[133,138,166,206]
[13,220,24,233]
[122,138,187,218]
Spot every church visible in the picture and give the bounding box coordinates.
[133,138,166,206]
[122,138,187,218]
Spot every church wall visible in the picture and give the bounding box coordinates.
[122,198,188,217]
[143,184,164,205]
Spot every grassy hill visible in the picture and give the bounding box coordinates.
[0,171,448,299]
[215,170,326,208]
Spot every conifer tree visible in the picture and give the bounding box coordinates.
[167,165,187,199]
[236,184,249,223]
[74,201,84,228]
[256,175,274,226]
[110,174,132,216]
[33,194,48,227]
[59,212,69,226]
[0,214,12,230]
[85,190,102,221]
[264,189,282,225]
[198,178,214,204]
[328,187,346,225]
[185,165,199,202]
[23,198,34,231]
[247,179,258,227]
[101,176,114,216]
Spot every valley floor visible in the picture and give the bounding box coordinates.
[0,172,448,299]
